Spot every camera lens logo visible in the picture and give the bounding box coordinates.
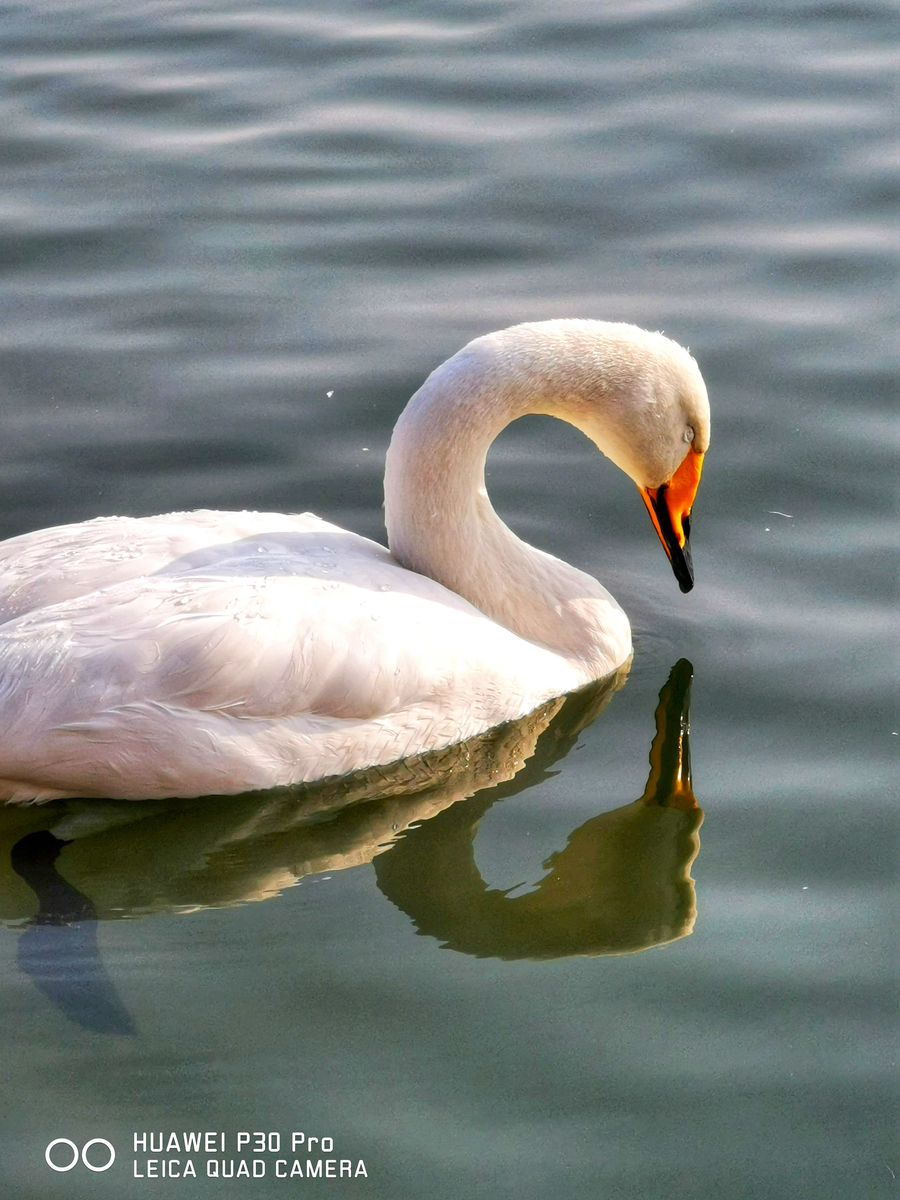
[45,1138,116,1172]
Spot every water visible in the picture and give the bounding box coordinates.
[0,1,896,1196]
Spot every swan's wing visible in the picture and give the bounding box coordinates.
[0,536,569,798]
[0,509,347,623]
[0,567,520,726]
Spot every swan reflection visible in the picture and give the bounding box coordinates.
[1,660,701,1029]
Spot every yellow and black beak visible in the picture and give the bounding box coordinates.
[639,448,704,594]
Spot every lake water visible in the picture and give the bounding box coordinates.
[0,1,896,1197]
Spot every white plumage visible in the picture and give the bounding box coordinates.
[0,320,709,802]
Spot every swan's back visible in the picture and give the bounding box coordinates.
[0,509,337,624]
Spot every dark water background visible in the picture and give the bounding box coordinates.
[0,1,896,1197]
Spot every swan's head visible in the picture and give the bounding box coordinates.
[474,320,711,593]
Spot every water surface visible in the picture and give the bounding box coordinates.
[0,1,896,1197]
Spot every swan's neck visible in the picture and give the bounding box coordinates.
[383,347,630,681]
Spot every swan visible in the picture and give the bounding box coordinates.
[0,319,709,803]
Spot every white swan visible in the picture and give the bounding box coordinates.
[0,320,709,803]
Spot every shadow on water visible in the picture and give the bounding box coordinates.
[3,660,700,1031]
[11,831,136,1035]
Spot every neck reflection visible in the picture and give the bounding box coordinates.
[374,660,702,959]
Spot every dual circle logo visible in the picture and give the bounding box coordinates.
[45,1138,116,1172]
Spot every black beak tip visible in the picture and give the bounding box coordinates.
[672,540,694,593]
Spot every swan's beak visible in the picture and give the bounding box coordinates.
[639,449,704,594]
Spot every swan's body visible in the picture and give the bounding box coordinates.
[0,320,709,803]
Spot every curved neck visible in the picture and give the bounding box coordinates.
[383,346,629,679]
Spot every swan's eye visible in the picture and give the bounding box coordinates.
[683,426,694,444]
